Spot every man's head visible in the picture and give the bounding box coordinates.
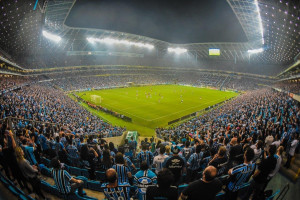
[140,161,149,171]
[115,152,125,164]
[203,166,217,182]
[159,145,166,154]
[157,169,174,189]
[142,144,147,151]
[106,168,117,184]
[172,146,179,155]
[268,144,276,156]
[51,157,61,169]
[244,148,255,162]
[218,146,226,157]
[196,144,202,154]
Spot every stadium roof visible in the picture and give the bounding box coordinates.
[0,0,299,69]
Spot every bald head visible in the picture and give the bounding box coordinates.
[203,166,217,182]
[106,168,117,184]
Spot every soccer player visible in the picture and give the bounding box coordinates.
[153,145,169,174]
[134,161,157,200]
[225,148,256,200]
[137,144,154,168]
[101,168,131,200]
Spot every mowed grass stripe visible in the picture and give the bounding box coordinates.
[75,85,238,133]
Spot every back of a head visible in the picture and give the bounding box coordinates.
[106,168,117,184]
[218,146,226,157]
[185,141,190,148]
[157,169,174,189]
[257,140,263,149]
[142,144,147,151]
[51,157,61,169]
[245,148,254,162]
[196,144,201,154]
[115,152,125,164]
[159,145,166,154]
[203,166,217,182]
[268,144,276,156]
[140,161,149,171]
[118,146,125,154]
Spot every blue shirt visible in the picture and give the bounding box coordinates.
[39,135,48,151]
[137,151,154,167]
[101,182,131,200]
[228,163,256,192]
[51,169,72,194]
[22,145,37,165]
[134,170,157,200]
[66,145,79,159]
[112,164,130,183]
[187,152,203,171]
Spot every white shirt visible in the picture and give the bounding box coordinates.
[289,139,299,156]
[272,140,281,148]
[269,155,282,177]
[153,154,169,174]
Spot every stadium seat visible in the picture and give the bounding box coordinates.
[95,171,105,181]
[76,176,88,188]
[69,166,83,177]
[41,157,51,167]
[41,166,52,177]
[87,180,103,192]
[81,168,90,179]
[178,184,188,195]
[266,190,280,200]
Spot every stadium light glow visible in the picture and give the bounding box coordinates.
[86,37,154,49]
[247,48,263,54]
[42,30,61,42]
[167,47,187,54]
[254,0,264,45]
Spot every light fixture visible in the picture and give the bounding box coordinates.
[168,47,187,54]
[248,48,264,54]
[86,37,154,49]
[42,30,61,42]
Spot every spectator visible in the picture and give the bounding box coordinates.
[225,148,256,200]
[15,147,47,200]
[112,152,132,183]
[146,168,178,200]
[153,145,169,174]
[137,144,154,168]
[179,166,222,200]
[80,144,98,180]
[247,145,277,200]
[284,133,299,168]
[209,146,228,176]
[187,144,203,182]
[134,161,157,200]
[50,157,84,196]
[164,146,186,186]
[101,168,130,200]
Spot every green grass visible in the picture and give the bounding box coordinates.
[74,85,238,136]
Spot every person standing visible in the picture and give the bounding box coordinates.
[284,133,299,168]
[153,145,168,174]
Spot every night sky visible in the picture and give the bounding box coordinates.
[65,0,248,44]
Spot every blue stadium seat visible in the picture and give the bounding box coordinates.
[81,168,90,179]
[266,190,280,200]
[87,180,103,192]
[95,171,105,181]
[41,157,51,167]
[76,176,88,188]
[41,166,52,177]
[178,184,188,195]
[69,166,83,177]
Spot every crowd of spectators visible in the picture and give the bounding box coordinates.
[0,77,299,200]
[275,81,300,95]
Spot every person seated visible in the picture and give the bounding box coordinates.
[146,168,178,200]
[101,168,131,200]
[50,157,84,196]
[179,166,222,200]
[134,161,157,200]
[209,146,228,176]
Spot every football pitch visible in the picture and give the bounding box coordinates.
[74,85,238,136]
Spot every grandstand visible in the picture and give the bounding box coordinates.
[0,0,300,200]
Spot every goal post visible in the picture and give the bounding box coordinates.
[91,95,102,104]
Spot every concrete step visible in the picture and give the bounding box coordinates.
[279,165,298,182]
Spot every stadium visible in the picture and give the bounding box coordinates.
[0,0,299,199]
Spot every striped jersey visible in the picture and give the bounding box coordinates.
[228,162,256,192]
[101,182,131,200]
[112,164,130,183]
[66,145,79,159]
[137,150,154,167]
[51,169,72,194]
[187,152,203,171]
[134,169,157,200]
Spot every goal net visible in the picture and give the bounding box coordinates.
[91,95,102,104]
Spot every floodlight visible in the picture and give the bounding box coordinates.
[168,47,187,54]
[247,48,264,54]
[42,30,61,42]
[86,37,154,49]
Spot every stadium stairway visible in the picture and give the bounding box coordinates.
[280,153,300,182]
